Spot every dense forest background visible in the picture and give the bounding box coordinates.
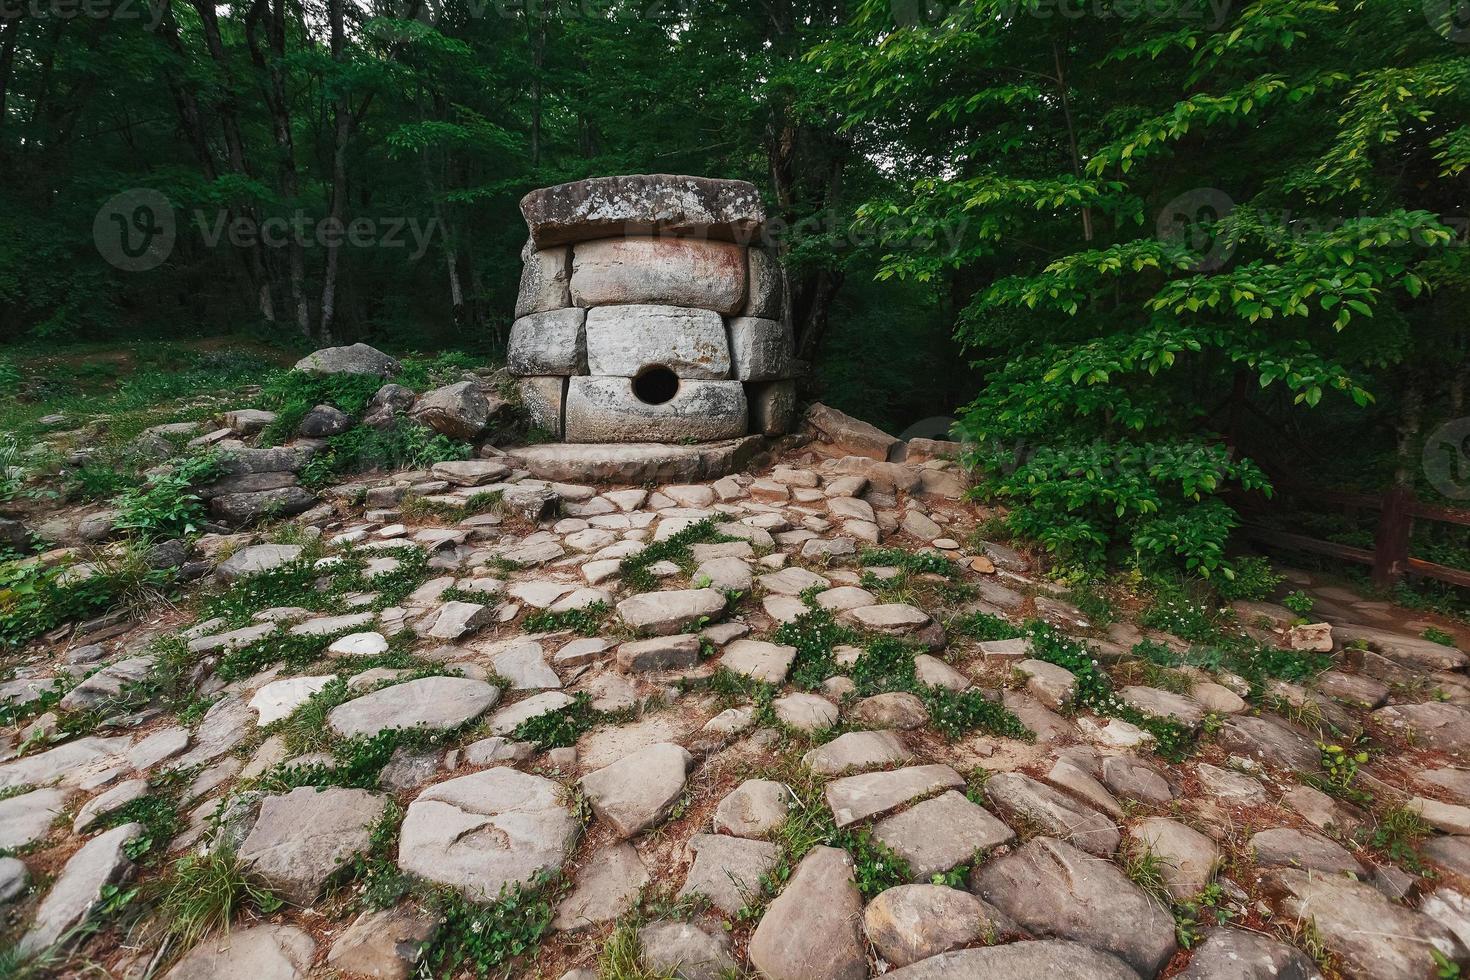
[1,0,1468,580]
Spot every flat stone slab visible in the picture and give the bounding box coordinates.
[826,765,965,828]
[520,174,766,248]
[165,925,316,979]
[749,846,866,980]
[985,772,1120,856]
[720,639,796,684]
[216,544,304,581]
[249,675,334,727]
[239,787,386,905]
[398,768,578,901]
[580,742,692,839]
[713,779,789,838]
[803,730,913,776]
[678,833,780,915]
[0,736,130,789]
[972,836,1177,977]
[883,941,1140,980]
[553,842,648,932]
[0,787,70,850]
[617,588,726,636]
[871,790,1015,881]
[328,677,500,738]
[864,884,1001,968]
[505,438,763,484]
[18,822,141,957]
[487,691,575,735]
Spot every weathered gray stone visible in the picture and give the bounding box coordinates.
[804,730,913,775]
[617,588,725,636]
[985,772,1120,856]
[973,836,1176,976]
[638,921,740,980]
[294,343,400,378]
[299,403,352,438]
[1261,867,1465,979]
[0,787,70,850]
[744,248,784,318]
[1127,817,1220,901]
[429,459,512,486]
[1251,827,1362,875]
[728,316,792,381]
[720,639,795,684]
[585,305,731,379]
[572,237,746,312]
[553,843,648,931]
[486,691,575,735]
[327,904,437,980]
[826,765,965,828]
[850,692,929,729]
[1176,928,1319,980]
[580,742,691,839]
[411,381,506,440]
[713,779,789,838]
[1374,702,1470,755]
[18,822,141,957]
[883,941,1140,980]
[509,308,587,377]
[1120,685,1206,725]
[1101,755,1174,805]
[328,677,500,737]
[522,175,766,248]
[748,845,866,980]
[871,790,1015,881]
[518,376,567,439]
[74,778,147,833]
[239,786,385,905]
[864,884,1000,968]
[506,437,762,484]
[398,768,577,899]
[1216,715,1321,773]
[517,245,573,317]
[211,486,317,525]
[0,856,28,905]
[216,544,303,581]
[0,736,129,789]
[678,833,779,914]
[806,403,899,460]
[616,633,702,672]
[564,377,747,443]
[773,692,840,730]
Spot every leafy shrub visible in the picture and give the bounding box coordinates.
[1282,590,1316,617]
[511,692,603,749]
[256,371,385,444]
[521,603,610,637]
[0,557,164,649]
[65,464,140,502]
[420,875,558,978]
[619,517,734,592]
[300,421,470,487]
[860,547,959,578]
[775,602,855,690]
[394,351,480,391]
[113,453,221,541]
[1211,556,1284,602]
[949,610,1024,641]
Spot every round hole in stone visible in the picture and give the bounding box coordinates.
[632,365,680,405]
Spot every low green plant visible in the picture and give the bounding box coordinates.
[949,610,1025,641]
[145,849,283,952]
[832,827,912,899]
[1366,806,1433,874]
[1282,590,1316,617]
[419,874,559,977]
[257,371,385,444]
[1423,626,1457,647]
[522,602,611,637]
[619,517,734,592]
[112,453,222,542]
[1175,883,1234,948]
[859,547,959,578]
[511,692,604,749]
[774,601,855,690]
[1212,556,1285,602]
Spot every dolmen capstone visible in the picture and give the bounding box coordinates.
[510,175,796,444]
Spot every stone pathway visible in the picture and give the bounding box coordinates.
[5,419,1470,980]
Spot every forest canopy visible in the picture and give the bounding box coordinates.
[1,0,1467,579]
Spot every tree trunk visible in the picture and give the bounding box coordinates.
[1052,37,1093,242]
[1395,370,1424,488]
[192,0,278,322]
[318,0,351,343]
[0,16,20,146]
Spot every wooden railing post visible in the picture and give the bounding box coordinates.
[1373,484,1414,589]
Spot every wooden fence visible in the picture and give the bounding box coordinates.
[1244,486,1470,589]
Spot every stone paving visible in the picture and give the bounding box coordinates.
[4,430,1470,979]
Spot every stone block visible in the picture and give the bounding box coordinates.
[747,380,797,436]
[516,245,572,317]
[518,377,567,439]
[571,238,747,313]
[520,174,766,248]
[744,248,784,318]
[728,316,793,381]
[585,305,730,379]
[564,377,747,443]
[508,308,587,377]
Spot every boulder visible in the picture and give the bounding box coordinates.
[508,308,587,377]
[572,239,747,314]
[748,845,866,980]
[0,787,70,850]
[397,768,578,899]
[617,588,726,636]
[748,379,797,437]
[1176,928,1319,980]
[803,730,913,775]
[239,787,386,905]
[1374,702,1470,755]
[584,304,732,379]
[411,381,506,440]
[298,404,352,438]
[864,884,1001,967]
[520,174,766,248]
[713,779,789,838]
[326,905,437,980]
[564,377,747,443]
[211,486,317,525]
[294,343,401,378]
[973,836,1177,976]
[328,677,500,737]
[720,639,796,684]
[1127,817,1220,901]
[1251,827,1362,876]
[638,921,741,980]
[1216,714,1321,773]
[871,790,1015,881]
[806,403,899,460]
